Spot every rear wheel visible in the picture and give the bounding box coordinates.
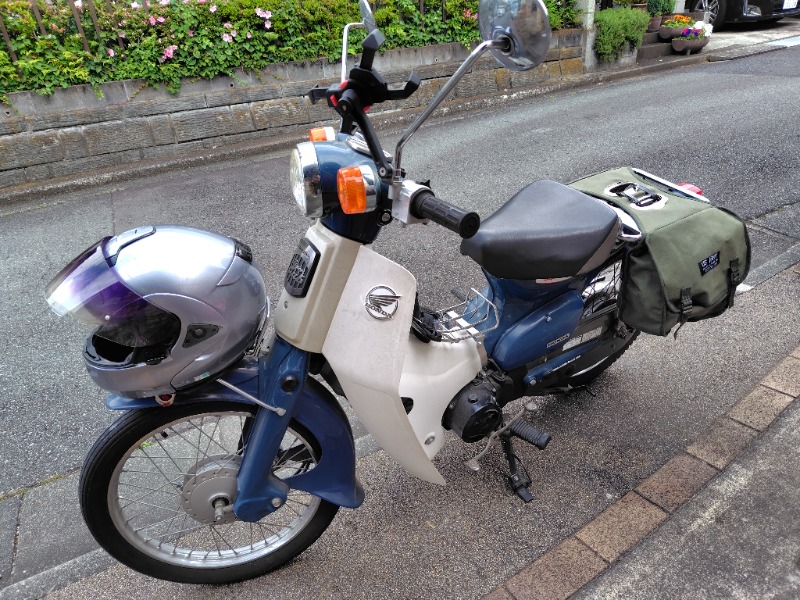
[564,260,639,388]
[561,327,639,388]
[80,401,338,584]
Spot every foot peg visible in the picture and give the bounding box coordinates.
[501,419,551,503]
[508,419,551,450]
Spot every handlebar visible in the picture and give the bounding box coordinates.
[410,191,480,239]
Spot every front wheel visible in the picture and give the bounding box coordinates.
[80,401,338,584]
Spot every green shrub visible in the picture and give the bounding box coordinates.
[594,7,649,62]
[647,0,675,16]
[544,0,582,30]
[0,0,579,98]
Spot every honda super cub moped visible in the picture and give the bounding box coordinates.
[46,0,749,585]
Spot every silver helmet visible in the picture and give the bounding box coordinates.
[46,225,268,398]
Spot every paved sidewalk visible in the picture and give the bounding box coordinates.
[488,343,800,599]
[1,19,799,600]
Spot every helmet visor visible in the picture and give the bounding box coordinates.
[46,239,180,349]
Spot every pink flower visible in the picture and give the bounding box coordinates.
[255,8,271,19]
[107,48,115,57]
[264,20,271,29]
[246,31,251,39]
[197,0,205,3]
[209,5,216,12]
[224,22,232,28]
[160,44,178,62]
[222,32,232,42]
[231,29,237,37]
[131,1,140,8]
[160,0,169,4]
[149,15,156,25]
[188,29,194,37]
[157,16,165,23]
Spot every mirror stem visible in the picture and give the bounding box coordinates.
[341,22,366,83]
[393,39,507,179]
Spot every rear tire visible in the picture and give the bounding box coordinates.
[565,259,639,387]
[562,327,639,388]
[80,401,338,584]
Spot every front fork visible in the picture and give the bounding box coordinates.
[234,336,365,522]
[106,336,364,523]
[233,337,308,521]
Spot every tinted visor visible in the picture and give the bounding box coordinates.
[46,239,180,349]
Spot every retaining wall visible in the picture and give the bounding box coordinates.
[0,29,585,193]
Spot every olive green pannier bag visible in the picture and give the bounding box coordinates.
[571,167,751,337]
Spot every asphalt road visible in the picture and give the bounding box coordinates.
[0,40,799,598]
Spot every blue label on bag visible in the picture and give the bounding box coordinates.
[699,251,720,275]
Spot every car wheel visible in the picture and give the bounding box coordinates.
[692,0,727,29]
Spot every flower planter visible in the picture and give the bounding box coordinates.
[671,36,709,54]
[659,25,687,39]
[647,16,664,32]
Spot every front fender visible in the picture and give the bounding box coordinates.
[103,355,364,512]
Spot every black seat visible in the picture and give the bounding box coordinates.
[460,180,620,280]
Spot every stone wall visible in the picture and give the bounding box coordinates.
[0,29,585,194]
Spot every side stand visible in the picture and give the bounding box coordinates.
[500,432,534,503]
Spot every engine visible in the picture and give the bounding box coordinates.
[442,379,503,443]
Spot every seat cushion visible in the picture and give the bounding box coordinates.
[460,180,620,279]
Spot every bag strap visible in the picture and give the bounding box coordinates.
[673,287,693,339]
[727,258,741,309]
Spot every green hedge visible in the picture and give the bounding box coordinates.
[594,7,649,62]
[0,0,580,99]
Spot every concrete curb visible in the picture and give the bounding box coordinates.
[485,345,800,600]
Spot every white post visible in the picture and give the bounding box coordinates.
[578,0,595,30]
[577,0,597,71]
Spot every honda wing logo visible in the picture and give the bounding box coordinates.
[365,286,401,320]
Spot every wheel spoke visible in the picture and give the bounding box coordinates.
[99,408,329,572]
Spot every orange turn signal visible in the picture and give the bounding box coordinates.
[308,127,335,142]
[337,166,369,214]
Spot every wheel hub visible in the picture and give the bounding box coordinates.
[180,456,242,525]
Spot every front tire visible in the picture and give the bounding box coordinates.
[80,401,338,584]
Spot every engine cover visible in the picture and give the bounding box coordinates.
[442,379,502,443]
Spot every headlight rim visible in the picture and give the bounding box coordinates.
[290,142,323,217]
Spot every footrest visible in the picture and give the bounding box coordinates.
[509,420,551,450]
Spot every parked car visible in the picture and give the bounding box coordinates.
[690,0,800,29]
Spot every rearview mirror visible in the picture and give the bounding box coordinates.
[359,0,377,33]
[478,0,551,72]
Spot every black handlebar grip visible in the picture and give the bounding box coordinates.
[411,191,480,239]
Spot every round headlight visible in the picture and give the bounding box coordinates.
[290,142,322,217]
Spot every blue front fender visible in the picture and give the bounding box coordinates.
[104,354,365,514]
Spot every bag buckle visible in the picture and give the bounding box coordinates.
[605,182,664,208]
[621,184,662,207]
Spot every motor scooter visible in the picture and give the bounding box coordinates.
[45,0,738,584]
